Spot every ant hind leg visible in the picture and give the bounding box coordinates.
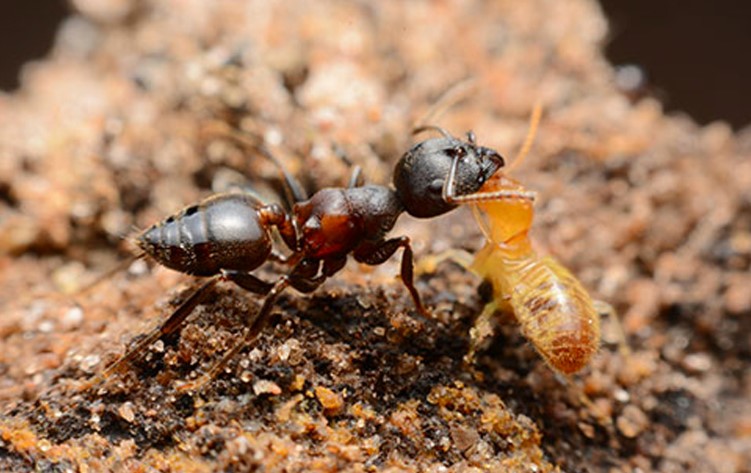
[79,275,222,391]
[176,275,294,392]
[177,261,327,392]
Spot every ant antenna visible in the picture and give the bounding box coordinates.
[412,125,455,140]
[506,100,543,173]
[412,77,476,132]
[201,121,308,206]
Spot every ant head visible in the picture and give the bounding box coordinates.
[393,131,504,218]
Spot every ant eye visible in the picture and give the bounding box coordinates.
[447,146,465,160]
[428,179,443,194]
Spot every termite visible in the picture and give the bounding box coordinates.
[397,106,601,374]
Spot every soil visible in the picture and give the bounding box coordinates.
[0,1,749,472]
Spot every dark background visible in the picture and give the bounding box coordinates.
[1,0,750,129]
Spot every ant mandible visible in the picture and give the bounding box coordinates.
[82,126,506,391]
[402,105,603,374]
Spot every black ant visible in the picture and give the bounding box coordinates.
[82,127,506,391]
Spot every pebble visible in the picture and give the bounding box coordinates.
[616,404,649,438]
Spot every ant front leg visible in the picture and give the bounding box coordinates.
[354,237,428,317]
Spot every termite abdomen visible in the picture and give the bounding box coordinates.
[509,256,600,374]
[137,193,274,276]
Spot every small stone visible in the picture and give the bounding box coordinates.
[118,402,136,423]
[80,355,101,373]
[253,379,282,396]
[578,422,596,439]
[240,371,253,383]
[616,404,649,438]
[315,386,344,415]
[61,306,84,331]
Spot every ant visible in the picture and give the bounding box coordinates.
[81,125,507,391]
[404,105,603,375]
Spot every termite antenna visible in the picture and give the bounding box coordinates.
[413,77,476,131]
[506,101,543,173]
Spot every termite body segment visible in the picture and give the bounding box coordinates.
[470,173,600,374]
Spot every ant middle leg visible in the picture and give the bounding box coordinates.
[354,237,428,316]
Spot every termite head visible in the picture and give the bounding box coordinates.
[394,131,504,218]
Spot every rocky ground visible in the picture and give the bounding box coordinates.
[0,1,749,471]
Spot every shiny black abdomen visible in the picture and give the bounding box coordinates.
[137,193,272,276]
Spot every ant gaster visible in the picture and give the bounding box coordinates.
[84,133,506,391]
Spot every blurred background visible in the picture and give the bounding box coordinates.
[2,0,750,129]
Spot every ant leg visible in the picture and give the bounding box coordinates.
[202,122,308,207]
[79,275,221,390]
[222,270,275,294]
[177,260,326,391]
[331,144,364,188]
[412,125,454,140]
[177,275,295,392]
[255,144,308,205]
[268,250,292,264]
[354,237,428,316]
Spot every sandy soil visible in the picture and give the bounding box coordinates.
[0,1,749,471]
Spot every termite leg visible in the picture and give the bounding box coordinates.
[594,300,631,356]
[465,299,500,366]
[354,237,428,317]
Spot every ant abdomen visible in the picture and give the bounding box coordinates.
[137,193,275,276]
